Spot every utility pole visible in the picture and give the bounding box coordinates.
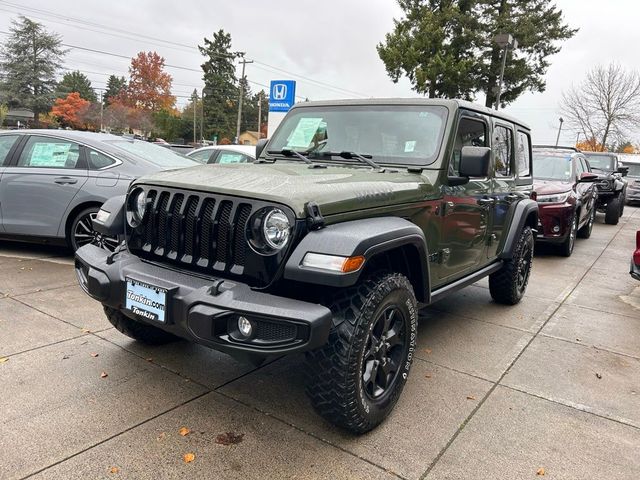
[99,90,104,132]
[257,91,262,133]
[200,88,205,143]
[192,89,198,145]
[555,117,564,147]
[235,54,253,143]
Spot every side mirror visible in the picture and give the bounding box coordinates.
[459,146,491,178]
[579,172,599,183]
[255,138,269,159]
[617,166,629,177]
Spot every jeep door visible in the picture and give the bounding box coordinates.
[0,135,88,236]
[575,155,596,226]
[438,112,491,283]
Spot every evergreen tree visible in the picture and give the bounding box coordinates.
[104,75,127,106]
[0,16,66,125]
[199,29,239,141]
[56,70,97,102]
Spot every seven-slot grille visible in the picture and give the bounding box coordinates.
[128,188,255,275]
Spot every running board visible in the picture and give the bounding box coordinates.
[429,261,504,304]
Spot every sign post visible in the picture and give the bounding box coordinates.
[267,80,296,137]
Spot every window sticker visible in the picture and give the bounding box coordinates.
[218,153,245,164]
[404,140,416,153]
[286,117,324,149]
[29,143,72,167]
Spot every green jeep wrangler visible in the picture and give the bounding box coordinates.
[75,99,537,433]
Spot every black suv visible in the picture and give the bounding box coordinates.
[583,152,628,225]
[75,99,538,433]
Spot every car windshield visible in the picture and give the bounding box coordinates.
[532,153,572,181]
[623,163,640,177]
[105,140,199,168]
[584,153,615,171]
[266,105,448,166]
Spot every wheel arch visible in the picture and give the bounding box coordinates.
[63,201,104,243]
[498,199,538,260]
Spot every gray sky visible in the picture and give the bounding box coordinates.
[1,0,637,144]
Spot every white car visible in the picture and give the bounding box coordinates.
[187,145,255,164]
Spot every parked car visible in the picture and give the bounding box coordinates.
[619,155,640,205]
[631,231,640,281]
[0,130,199,251]
[187,145,256,164]
[532,147,599,256]
[76,98,538,434]
[582,151,628,225]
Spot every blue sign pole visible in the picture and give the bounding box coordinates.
[269,80,296,113]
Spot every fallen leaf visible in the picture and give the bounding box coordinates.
[423,348,432,355]
[100,371,108,378]
[183,453,195,463]
[81,328,91,333]
[425,374,432,378]
[215,432,244,445]
[179,427,190,437]
[537,467,545,476]
[466,395,476,400]
[62,355,69,360]
[146,357,153,362]
[157,432,167,441]
[0,357,8,364]
[109,466,119,474]
[595,373,602,379]
[90,353,99,358]
[576,338,581,342]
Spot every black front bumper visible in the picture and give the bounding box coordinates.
[75,244,332,361]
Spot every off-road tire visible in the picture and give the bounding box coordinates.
[605,197,621,225]
[104,306,179,345]
[305,273,418,434]
[619,192,625,216]
[559,214,577,257]
[489,226,534,305]
[577,206,595,239]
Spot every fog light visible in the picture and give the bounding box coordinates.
[238,316,253,337]
[552,225,560,233]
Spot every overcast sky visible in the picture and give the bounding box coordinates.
[1,0,637,144]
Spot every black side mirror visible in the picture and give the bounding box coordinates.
[255,138,268,159]
[579,172,599,183]
[618,166,629,177]
[459,146,491,178]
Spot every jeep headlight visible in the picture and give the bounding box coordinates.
[536,191,571,204]
[127,188,147,227]
[248,207,291,254]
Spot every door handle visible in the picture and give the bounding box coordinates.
[477,197,496,206]
[54,177,78,185]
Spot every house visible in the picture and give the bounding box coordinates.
[4,108,35,127]
[238,130,262,146]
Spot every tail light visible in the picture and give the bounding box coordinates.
[634,231,640,266]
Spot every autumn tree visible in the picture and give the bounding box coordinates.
[0,16,66,125]
[104,74,127,106]
[562,64,640,150]
[576,138,606,152]
[0,104,8,126]
[200,30,239,141]
[121,51,175,112]
[377,0,576,107]
[56,70,97,102]
[51,92,90,129]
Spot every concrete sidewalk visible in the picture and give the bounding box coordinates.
[1,208,639,479]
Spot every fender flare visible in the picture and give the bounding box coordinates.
[284,217,430,300]
[92,195,126,236]
[499,199,538,260]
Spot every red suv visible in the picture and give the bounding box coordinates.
[532,147,599,256]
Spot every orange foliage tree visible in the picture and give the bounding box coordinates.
[622,144,637,154]
[120,51,175,112]
[576,138,606,152]
[51,92,90,129]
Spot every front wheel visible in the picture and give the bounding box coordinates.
[305,273,418,434]
[104,306,179,345]
[489,226,534,305]
[577,206,595,239]
[69,207,120,252]
[559,213,577,257]
[604,197,621,225]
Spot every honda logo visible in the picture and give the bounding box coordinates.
[272,83,287,100]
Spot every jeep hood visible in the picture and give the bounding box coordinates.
[135,162,438,217]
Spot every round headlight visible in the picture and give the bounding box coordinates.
[262,208,291,250]
[134,190,147,220]
[127,189,147,228]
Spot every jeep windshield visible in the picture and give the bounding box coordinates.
[266,105,448,167]
[623,163,640,177]
[532,153,573,181]
[584,153,615,172]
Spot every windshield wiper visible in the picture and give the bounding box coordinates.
[314,151,382,170]
[267,149,326,168]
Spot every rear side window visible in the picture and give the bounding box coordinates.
[216,152,251,164]
[516,131,531,177]
[17,136,81,168]
[494,125,513,177]
[0,135,19,165]
[189,150,213,163]
[87,148,116,169]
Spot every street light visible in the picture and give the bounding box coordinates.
[493,33,518,110]
[555,117,564,147]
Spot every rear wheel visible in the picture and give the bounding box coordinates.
[559,213,578,257]
[104,306,179,345]
[489,226,534,305]
[69,207,120,252]
[604,197,621,225]
[305,272,418,434]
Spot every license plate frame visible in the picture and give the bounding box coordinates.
[125,277,168,323]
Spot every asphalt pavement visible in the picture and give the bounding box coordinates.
[1,208,639,480]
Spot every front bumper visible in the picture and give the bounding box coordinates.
[630,259,640,281]
[75,244,332,361]
[536,202,574,243]
[626,186,640,203]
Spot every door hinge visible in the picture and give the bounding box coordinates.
[429,248,451,264]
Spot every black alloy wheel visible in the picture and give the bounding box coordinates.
[70,208,120,252]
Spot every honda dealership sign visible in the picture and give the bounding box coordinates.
[269,80,296,112]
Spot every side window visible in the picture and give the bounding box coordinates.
[0,135,19,165]
[450,117,487,176]
[493,125,513,177]
[189,150,213,163]
[574,156,584,177]
[87,148,116,169]
[581,157,591,173]
[217,152,250,164]
[516,131,531,177]
[17,136,81,168]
